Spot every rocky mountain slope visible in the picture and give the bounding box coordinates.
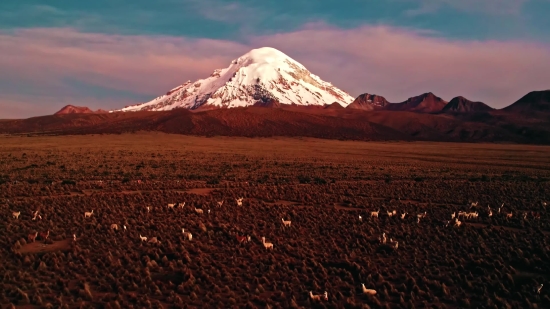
[383,92,448,113]
[346,93,389,111]
[441,96,494,113]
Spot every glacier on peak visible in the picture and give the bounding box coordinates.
[116,47,354,112]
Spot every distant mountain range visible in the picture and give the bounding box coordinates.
[49,47,547,115]
[2,47,549,144]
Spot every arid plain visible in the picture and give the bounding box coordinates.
[1,133,549,308]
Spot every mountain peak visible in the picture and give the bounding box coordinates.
[237,47,297,65]
[347,93,389,111]
[384,92,447,113]
[54,105,94,115]
[442,96,493,113]
[117,47,354,112]
[503,90,550,113]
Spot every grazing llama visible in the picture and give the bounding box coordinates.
[39,230,50,240]
[261,237,273,250]
[236,197,244,207]
[281,218,291,228]
[12,211,20,219]
[148,237,160,244]
[182,228,192,241]
[236,235,251,243]
[28,232,38,243]
[32,210,42,221]
[309,291,328,301]
[379,232,387,244]
[455,218,462,227]
[362,284,377,295]
[111,224,119,230]
[195,208,203,214]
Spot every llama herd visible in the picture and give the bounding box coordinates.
[12,209,52,244]
[309,283,380,302]
[76,197,266,247]
[368,201,545,228]
[9,196,548,303]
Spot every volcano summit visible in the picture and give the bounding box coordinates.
[117,47,355,112]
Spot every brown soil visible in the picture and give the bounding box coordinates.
[17,239,72,254]
[0,133,549,308]
[185,188,215,195]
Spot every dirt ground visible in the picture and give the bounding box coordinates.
[0,133,549,308]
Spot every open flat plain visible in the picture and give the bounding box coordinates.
[1,133,550,308]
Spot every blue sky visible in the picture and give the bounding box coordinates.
[1,0,549,118]
[2,0,549,40]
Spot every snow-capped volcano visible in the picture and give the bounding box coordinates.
[116,47,354,112]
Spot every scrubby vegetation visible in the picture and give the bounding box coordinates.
[1,133,549,308]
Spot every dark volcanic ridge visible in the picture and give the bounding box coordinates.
[383,92,448,113]
[503,89,550,113]
[442,96,494,113]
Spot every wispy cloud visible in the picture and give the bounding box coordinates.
[403,0,530,16]
[1,25,549,118]
[187,0,262,23]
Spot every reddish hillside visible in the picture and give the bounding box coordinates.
[54,105,95,115]
[502,90,550,113]
[0,108,407,141]
[442,96,494,113]
[347,93,389,111]
[384,93,447,113]
[54,105,109,115]
[2,106,549,144]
